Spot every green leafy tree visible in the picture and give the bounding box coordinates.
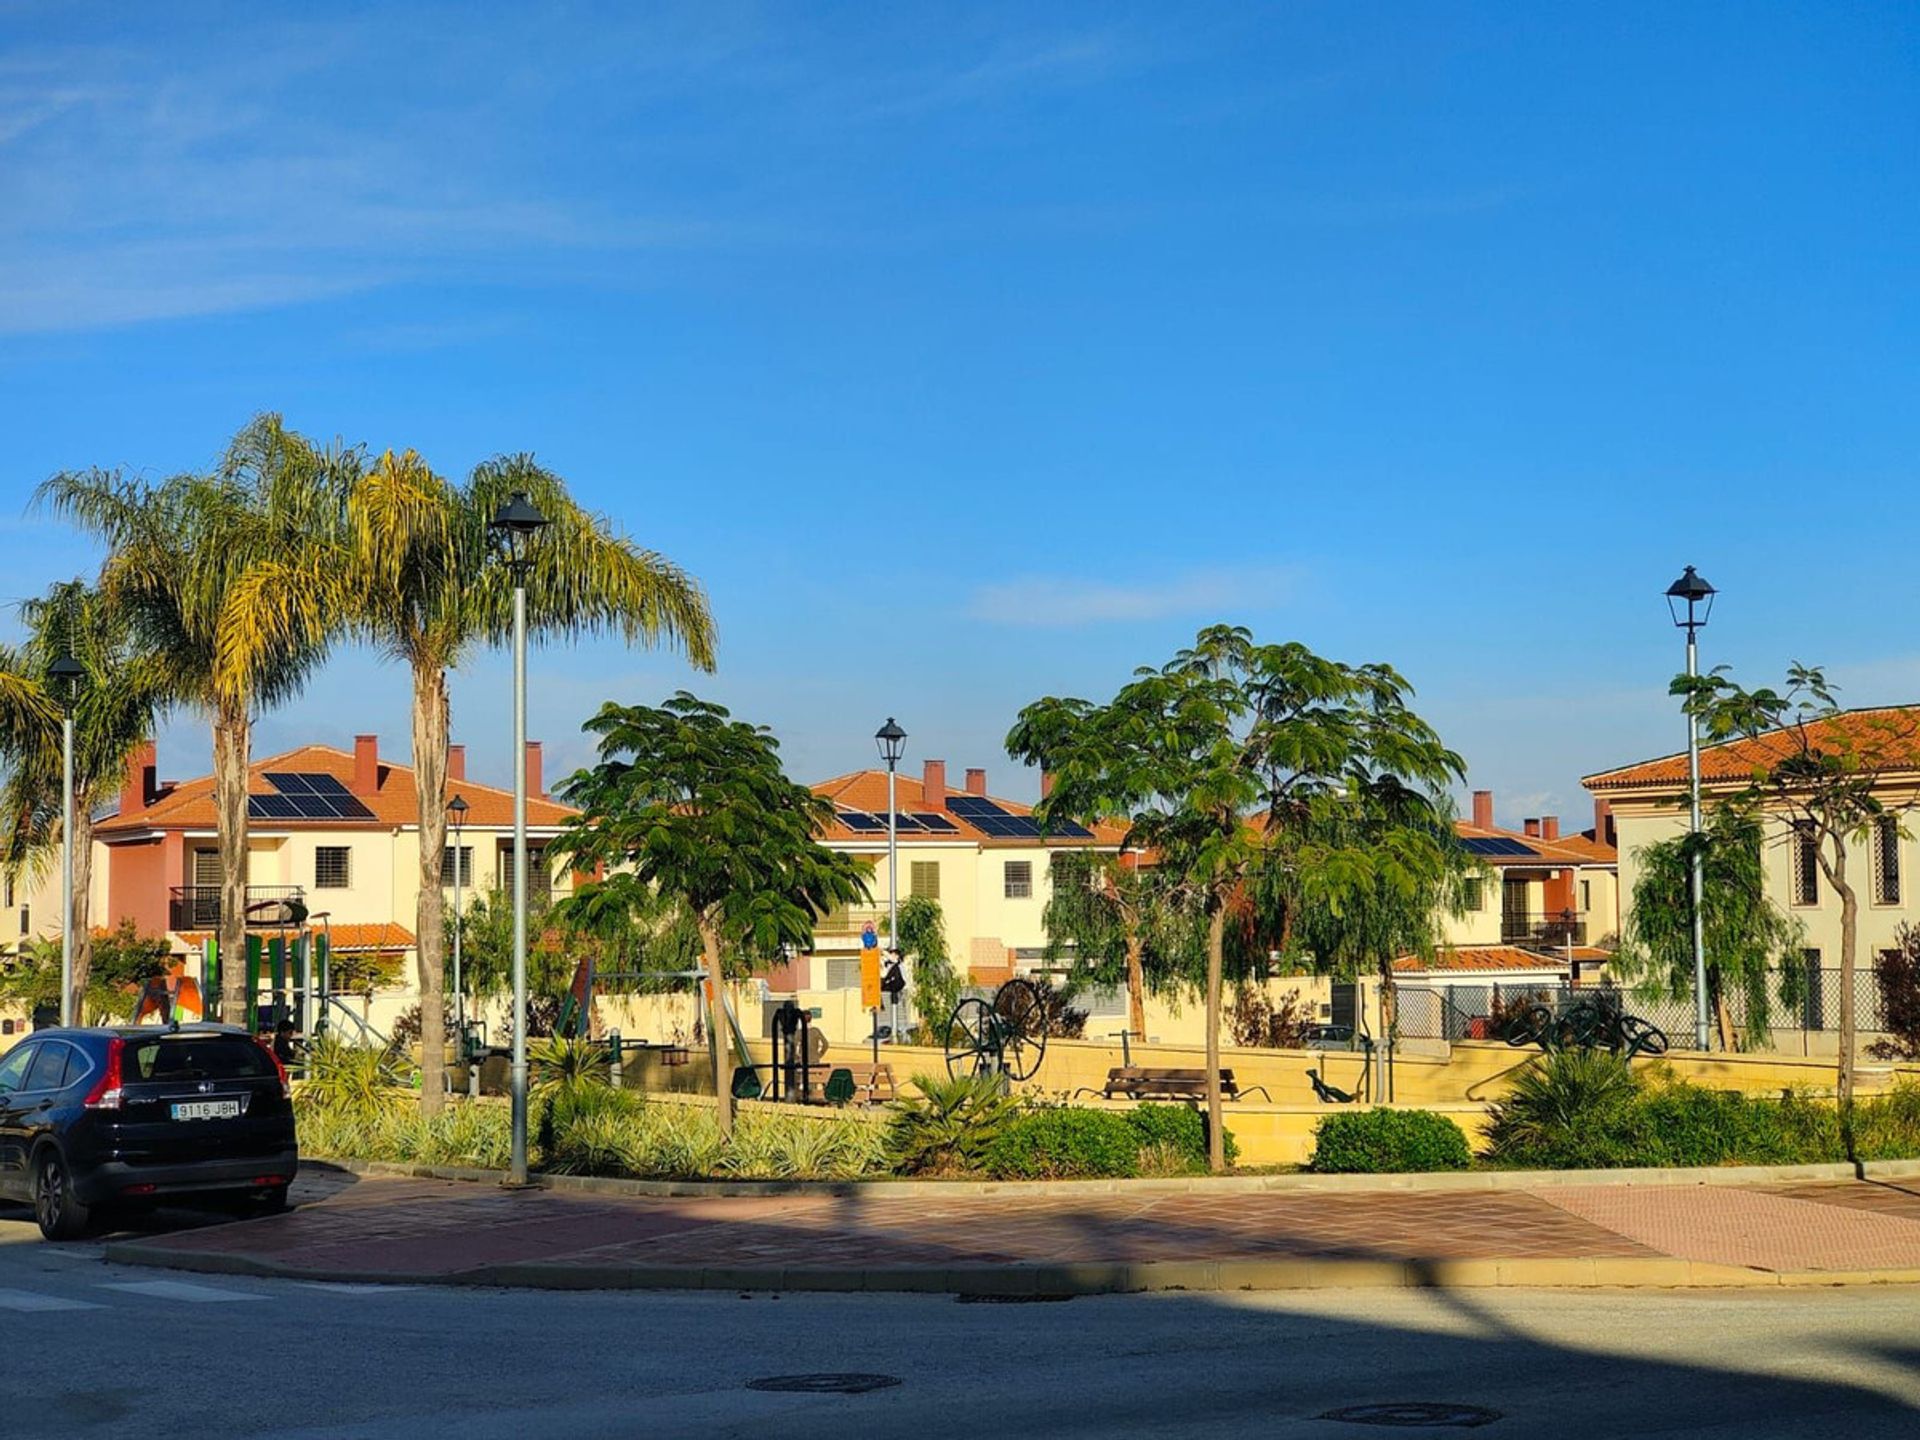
[39,417,356,1024]
[0,922,171,1023]
[0,580,166,1014]
[549,693,871,1134]
[1038,852,1169,1040]
[1615,805,1805,1047]
[1008,625,1465,1170]
[886,895,959,1040]
[1679,663,1918,1128]
[221,447,715,1111]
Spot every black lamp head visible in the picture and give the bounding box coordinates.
[448,793,469,822]
[874,716,907,765]
[46,652,86,708]
[488,490,550,571]
[1665,565,1716,628]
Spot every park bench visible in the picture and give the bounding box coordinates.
[1090,1066,1271,1103]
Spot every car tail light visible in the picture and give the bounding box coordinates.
[121,1183,157,1196]
[84,1037,125,1111]
[257,1039,292,1100]
[250,1174,287,1187]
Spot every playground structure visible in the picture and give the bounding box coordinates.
[943,978,1049,1084]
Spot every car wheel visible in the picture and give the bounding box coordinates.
[33,1150,94,1242]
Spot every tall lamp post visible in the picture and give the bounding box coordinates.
[1667,565,1716,1052]
[48,650,86,1027]
[875,718,907,1040]
[491,490,549,1186]
[448,793,469,1044]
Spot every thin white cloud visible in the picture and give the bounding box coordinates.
[968,565,1298,628]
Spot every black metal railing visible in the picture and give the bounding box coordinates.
[168,885,307,931]
[1500,910,1587,947]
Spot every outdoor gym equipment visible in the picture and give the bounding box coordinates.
[943,978,1048,1083]
[1502,995,1669,1060]
[1306,1068,1355,1104]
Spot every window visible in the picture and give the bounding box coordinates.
[1461,878,1484,912]
[499,845,550,896]
[0,1044,34,1092]
[1004,860,1033,899]
[1874,816,1902,906]
[825,957,862,990]
[1580,879,1592,912]
[314,846,352,890]
[1792,824,1820,906]
[1799,949,1825,1030]
[441,845,474,887]
[910,861,941,900]
[2,876,12,908]
[25,1043,71,1092]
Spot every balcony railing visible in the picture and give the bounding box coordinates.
[169,885,308,932]
[1501,910,1588,948]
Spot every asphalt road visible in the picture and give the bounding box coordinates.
[0,1191,1917,1439]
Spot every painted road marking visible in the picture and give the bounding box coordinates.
[0,1287,102,1311]
[98,1280,266,1303]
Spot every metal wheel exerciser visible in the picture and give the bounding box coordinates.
[944,978,1049,1083]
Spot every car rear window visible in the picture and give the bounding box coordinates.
[126,1036,276,1084]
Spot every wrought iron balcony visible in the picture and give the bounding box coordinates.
[168,885,308,931]
[1500,910,1587,947]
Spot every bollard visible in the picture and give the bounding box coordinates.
[608,1029,623,1089]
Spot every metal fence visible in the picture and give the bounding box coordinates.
[1395,968,1890,1051]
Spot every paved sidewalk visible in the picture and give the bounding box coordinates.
[100,1168,1920,1294]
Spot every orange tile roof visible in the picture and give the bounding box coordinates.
[1584,706,1920,793]
[811,770,1129,847]
[173,922,415,952]
[97,744,578,837]
[1394,946,1573,974]
[1454,820,1615,866]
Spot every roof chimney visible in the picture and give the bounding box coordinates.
[965,767,987,797]
[1471,790,1493,829]
[1523,818,1541,838]
[1542,816,1560,841]
[353,735,379,797]
[120,739,157,816]
[1039,769,1054,800]
[1594,797,1615,848]
[447,744,466,782]
[923,759,947,810]
[524,741,544,801]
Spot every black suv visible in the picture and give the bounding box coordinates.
[0,1024,299,1240]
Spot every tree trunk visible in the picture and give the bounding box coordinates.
[1836,851,1859,1146]
[213,706,251,1027]
[1124,930,1147,1041]
[699,919,733,1137]
[1713,982,1736,1053]
[70,807,95,1020]
[1204,902,1227,1173]
[412,660,449,1116]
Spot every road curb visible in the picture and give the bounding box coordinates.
[305,1154,1872,1200]
[98,1236,1920,1296]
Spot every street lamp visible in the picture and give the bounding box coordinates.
[47,650,85,1027]
[874,718,907,1043]
[448,793,469,1046]
[490,490,549,1186]
[1666,565,1716,1052]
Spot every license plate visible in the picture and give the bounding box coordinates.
[170,1100,242,1121]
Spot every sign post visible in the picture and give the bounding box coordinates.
[860,921,883,1063]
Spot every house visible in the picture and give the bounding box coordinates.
[82,734,579,1023]
[1583,706,1920,1035]
[1442,789,1619,960]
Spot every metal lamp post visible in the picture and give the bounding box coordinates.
[47,651,86,1027]
[448,793,469,1043]
[1666,565,1716,1052]
[874,718,907,1043]
[490,490,550,1186]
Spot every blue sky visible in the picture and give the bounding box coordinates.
[3,1,1916,828]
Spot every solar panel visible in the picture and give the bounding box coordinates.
[888,813,928,832]
[837,810,886,832]
[947,795,1006,817]
[1039,818,1092,839]
[248,794,300,820]
[314,794,376,820]
[306,774,356,797]
[911,813,959,832]
[1463,837,1538,858]
[264,772,315,794]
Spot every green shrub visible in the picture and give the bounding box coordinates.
[1633,1081,1835,1167]
[1126,1104,1236,1174]
[984,1108,1141,1179]
[1483,1049,1644,1168]
[885,1074,1023,1176]
[1310,1108,1471,1173]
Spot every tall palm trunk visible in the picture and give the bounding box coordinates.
[698,918,734,1137]
[412,660,450,1114]
[1204,901,1227,1173]
[70,805,95,1019]
[213,706,251,1026]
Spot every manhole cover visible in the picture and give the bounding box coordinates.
[745,1374,901,1396]
[1322,1403,1502,1428]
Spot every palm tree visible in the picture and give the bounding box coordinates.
[226,449,715,1110]
[39,416,356,1024]
[0,581,168,1014]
